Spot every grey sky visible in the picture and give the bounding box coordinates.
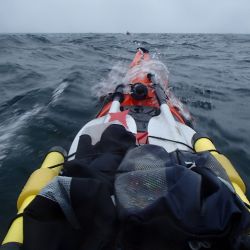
[0,0,250,33]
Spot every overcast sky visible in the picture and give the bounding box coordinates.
[0,0,250,33]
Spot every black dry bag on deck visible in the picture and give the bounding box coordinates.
[115,145,250,250]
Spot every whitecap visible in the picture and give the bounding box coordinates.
[50,81,69,106]
[0,106,42,166]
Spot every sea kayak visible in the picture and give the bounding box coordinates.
[1,48,249,250]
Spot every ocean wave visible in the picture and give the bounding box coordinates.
[66,38,86,44]
[19,70,45,81]
[0,94,25,111]
[233,88,250,96]
[62,71,84,83]
[25,34,51,44]
[0,88,48,115]
[0,106,42,164]
[0,63,24,74]
[186,99,213,110]
[50,81,69,105]
[0,35,24,47]
[132,40,151,47]
[178,42,203,49]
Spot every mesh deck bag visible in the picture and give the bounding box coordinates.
[114,145,250,250]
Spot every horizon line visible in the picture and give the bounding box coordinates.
[1,31,250,35]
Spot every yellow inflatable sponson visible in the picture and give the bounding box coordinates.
[193,136,250,206]
[1,147,66,246]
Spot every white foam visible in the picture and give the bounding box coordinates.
[91,58,169,98]
[50,81,69,105]
[91,61,128,98]
[123,59,169,90]
[0,106,42,165]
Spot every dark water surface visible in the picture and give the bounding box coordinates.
[0,33,250,240]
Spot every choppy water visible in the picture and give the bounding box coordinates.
[0,33,250,240]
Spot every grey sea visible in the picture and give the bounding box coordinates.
[0,33,250,240]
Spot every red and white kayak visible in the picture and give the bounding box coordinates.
[69,47,195,156]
